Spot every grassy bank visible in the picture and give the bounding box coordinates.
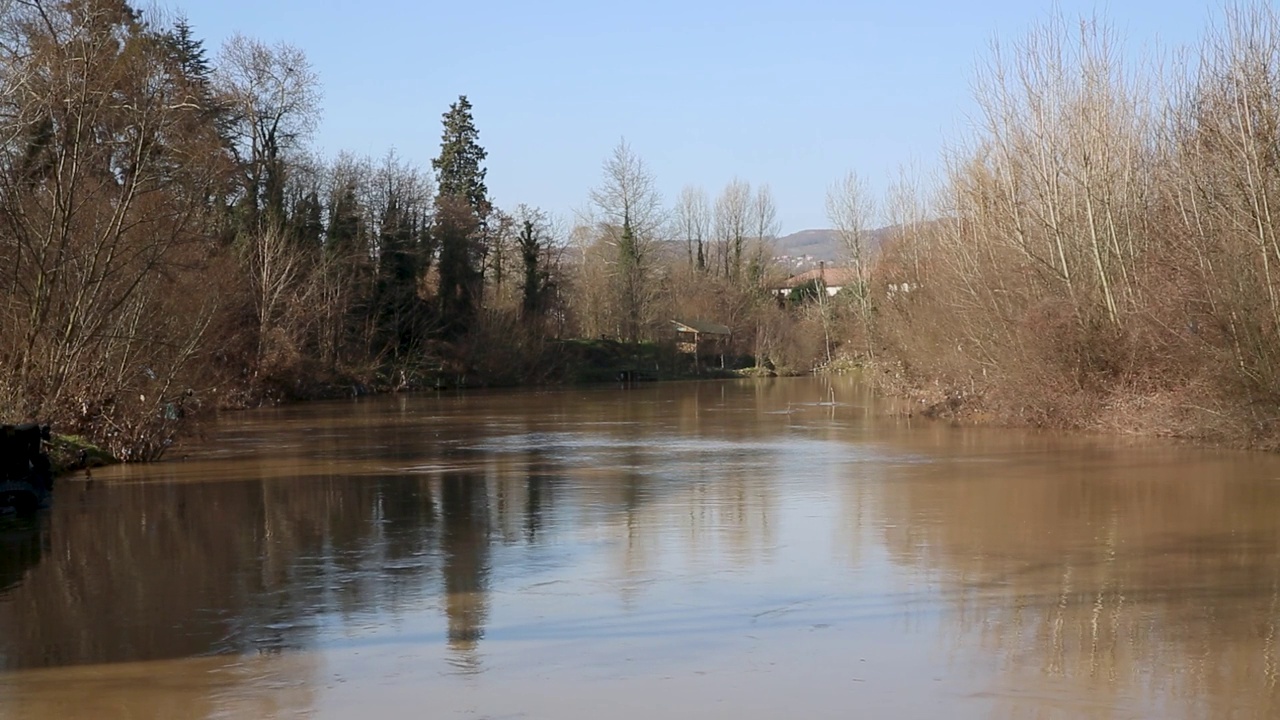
[47,435,118,477]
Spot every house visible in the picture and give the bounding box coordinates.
[773,263,860,298]
[671,319,732,370]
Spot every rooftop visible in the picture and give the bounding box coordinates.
[777,267,860,289]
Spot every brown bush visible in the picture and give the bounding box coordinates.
[868,3,1280,448]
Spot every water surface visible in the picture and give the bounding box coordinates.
[1,377,1278,719]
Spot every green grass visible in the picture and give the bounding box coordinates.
[47,434,117,475]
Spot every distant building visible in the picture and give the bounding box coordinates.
[773,264,860,298]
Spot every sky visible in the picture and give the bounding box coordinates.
[179,0,1216,234]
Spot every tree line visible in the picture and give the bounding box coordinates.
[0,0,834,461]
[18,0,1267,458]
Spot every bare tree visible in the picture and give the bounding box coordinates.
[587,139,665,342]
[246,224,307,368]
[881,165,931,287]
[749,184,780,282]
[215,34,321,229]
[826,170,877,296]
[0,1,230,457]
[588,139,664,241]
[966,13,1150,329]
[674,185,711,271]
[485,208,517,304]
[714,179,751,279]
[1164,2,1280,405]
[309,153,371,365]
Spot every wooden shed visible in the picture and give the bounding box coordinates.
[672,319,732,370]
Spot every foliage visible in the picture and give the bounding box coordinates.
[788,279,825,306]
[432,96,490,219]
[432,96,491,337]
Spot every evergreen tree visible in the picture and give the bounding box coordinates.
[290,190,324,249]
[431,96,491,336]
[18,116,55,187]
[617,217,642,342]
[433,197,480,336]
[374,195,426,357]
[326,183,363,257]
[166,16,212,86]
[163,15,233,141]
[517,216,551,322]
[432,96,491,220]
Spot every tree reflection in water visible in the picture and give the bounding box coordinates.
[439,472,491,671]
[1,379,1278,719]
[0,518,45,595]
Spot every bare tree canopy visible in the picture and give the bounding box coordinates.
[826,170,877,277]
[0,0,231,457]
[714,179,751,279]
[589,139,665,244]
[216,34,321,226]
[751,184,780,245]
[584,139,666,342]
[674,185,711,271]
[216,34,321,160]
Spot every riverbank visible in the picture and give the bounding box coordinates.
[858,353,1273,452]
[47,436,118,477]
[233,338,756,403]
[40,338,776,476]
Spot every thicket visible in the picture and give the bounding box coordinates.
[0,1,552,459]
[867,4,1280,448]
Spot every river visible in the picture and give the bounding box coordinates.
[0,376,1277,719]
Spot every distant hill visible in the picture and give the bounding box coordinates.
[772,226,898,267]
[773,229,841,262]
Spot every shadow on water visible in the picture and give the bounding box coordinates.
[0,517,45,595]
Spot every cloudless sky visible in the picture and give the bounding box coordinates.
[180,0,1216,234]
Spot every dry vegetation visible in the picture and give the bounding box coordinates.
[11,0,1280,460]
[0,1,824,461]
[867,4,1280,448]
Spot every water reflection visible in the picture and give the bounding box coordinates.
[0,519,44,595]
[439,473,490,670]
[871,434,1280,718]
[0,378,1279,718]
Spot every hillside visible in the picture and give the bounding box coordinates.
[772,226,899,268]
[772,229,841,262]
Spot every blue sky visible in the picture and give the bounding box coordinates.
[180,1,1214,233]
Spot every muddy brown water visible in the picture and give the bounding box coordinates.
[1,376,1279,719]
